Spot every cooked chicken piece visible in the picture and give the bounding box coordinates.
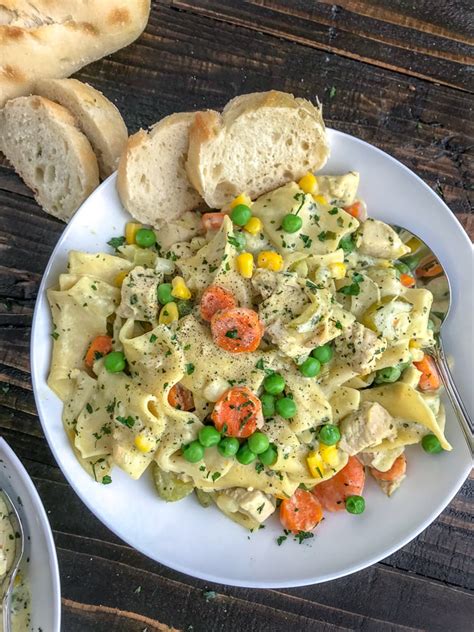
[316,172,359,206]
[339,401,396,455]
[118,266,161,322]
[216,488,276,523]
[334,322,386,374]
[377,476,406,497]
[357,219,410,259]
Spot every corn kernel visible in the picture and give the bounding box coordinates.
[236,252,254,279]
[313,194,328,205]
[409,339,422,349]
[114,270,128,287]
[230,193,252,209]
[244,216,262,235]
[329,262,347,280]
[171,276,191,300]
[319,444,339,467]
[306,451,325,478]
[125,222,142,245]
[159,301,179,325]
[298,172,318,195]
[257,250,283,272]
[134,433,154,453]
[14,572,22,587]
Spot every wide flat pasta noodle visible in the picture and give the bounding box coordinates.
[252,182,359,256]
[359,382,451,450]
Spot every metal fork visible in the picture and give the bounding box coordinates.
[1,490,24,632]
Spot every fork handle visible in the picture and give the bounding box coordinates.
[430,339,474,456]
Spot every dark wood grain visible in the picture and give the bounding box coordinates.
[0,0,473,630]
[171,0,474,91]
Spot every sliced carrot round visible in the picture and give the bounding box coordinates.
[202,212,225,231]
[416,255,443,279]
[85,335,113,368]
[211,307,264,353]
[413,354,440,391]
[200,285,237,322]
[400,273,415,288]
[280,489,324,533]
[371,454,406,482]
[168,382,195,411]
[211,386,263,438]
[344,201,366,221]
[312,456,365,512]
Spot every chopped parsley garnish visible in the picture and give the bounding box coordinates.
[225,328,239,339]
[277,535,287,546]
[185,363,195,375]
[51,331,59,340]
[211,472,221,482]
[116,415,135,428]
[255,462,264,474]
[101,475,112,485]
[107,236,126,251]
[317,230,337,242]
[256,502,265,514]
[293,192,306,214]
[338,272,364,296]
[299,234,312,248]
[295,530,314,544]
[328,208,339,215]
[149,334,157,343]
[86,403,93,414]
[335,320,343,330]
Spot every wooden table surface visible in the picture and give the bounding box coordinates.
[1,1,473,630]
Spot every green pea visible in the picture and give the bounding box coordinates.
[281,214,303,233]
[198,426,221,448]
[339,234,355,255]
[230,204,252,227]
[135,228,156,248]
[345,495,365,514]
[263,373,285,395]
[217,437,240,458]
[394,261,411,275]
[157,283,173,305]
[176,299,193,317]
[275,397,297,419]
[259,444,278,466]
[299,357,321,378]
[248,432,270,455]
[312,344,333,364]
[374,366,401,384]
[236,443,257,465]
[422,434,443,454]
[104,351,126,373]
[261,393,275,418]
[183,441,204,463]
[319,424,341,446]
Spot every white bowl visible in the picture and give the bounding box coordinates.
[0,439,61,629]
[31,130,473,588]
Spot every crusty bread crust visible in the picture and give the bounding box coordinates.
[0,0,150,106]
[35,78,128,179]
[186,90,330,208]
[117,112,202,227]
[0,95,99,221]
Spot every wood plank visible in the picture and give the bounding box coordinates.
[171,0,474,91]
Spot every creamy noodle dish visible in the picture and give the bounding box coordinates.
[0,496,30,631]
[47,172,451,535]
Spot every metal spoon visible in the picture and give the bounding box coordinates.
[394,226,473,455]
[0,490,24,632]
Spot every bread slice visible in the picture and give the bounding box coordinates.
[0,95,99,221]
[186,90,330,208]
[117,112,202,227]
[0,0,151,106]
[35,78,128,179]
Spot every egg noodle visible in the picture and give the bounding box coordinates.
[47,172,450,532]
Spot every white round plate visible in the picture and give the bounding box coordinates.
[31,130,473,587]
[0,438,61,629]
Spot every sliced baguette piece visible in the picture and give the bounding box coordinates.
[0,95,99,221]
[35,78,128,179]
[186,90,330,209]
[117,112,202,227]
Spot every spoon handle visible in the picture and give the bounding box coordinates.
[430,339,474,456]
[2,588,12,632]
